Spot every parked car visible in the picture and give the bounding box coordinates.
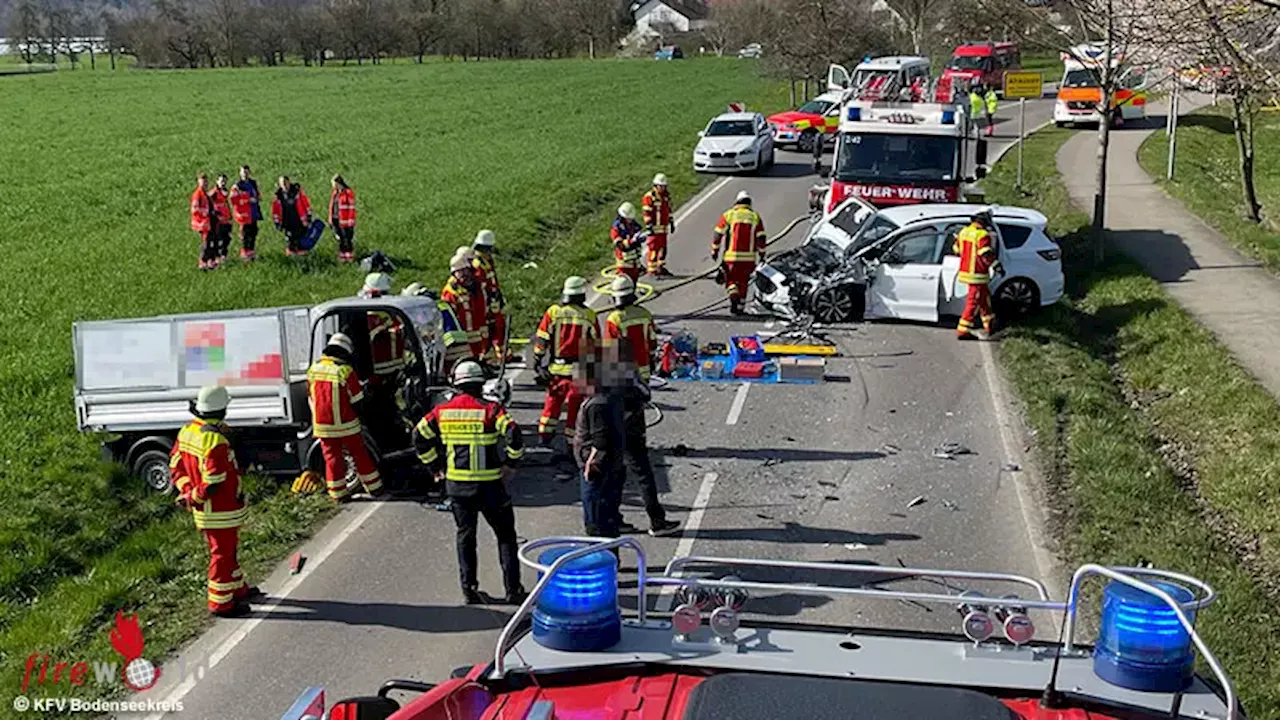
[766,92,841,151]
[738,43,763,59]
[693,111,776,174]
[655,45,683,60]
[754,198,1064,323]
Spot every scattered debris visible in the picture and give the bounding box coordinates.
[1002,462,1021,472]
[843,542,869,551]
[818,480,837,487]
[888,512,907,519]
[756,513,774,521]
[882,444,900,455]
[931,449,956,460]
[823,495,840,502]
[790,493,807,500]
[945,412,954,417]
[907,495,927,508]
[673,444,690,456]
[784,436,797,442]
[761,457,783,468]
[289,552,306,575]
[941,499,959,511]
[522,261,538,269]
[888,409,897,414]
[932,441,974,460]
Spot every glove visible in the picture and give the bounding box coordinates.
[710,250,719,263]
[669,219,676,233]
[990,260,1004,277]
[535,364,552,385]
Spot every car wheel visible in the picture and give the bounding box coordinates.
[798,131,817,154]
[995,278,1040,317]
[810,285,859,323]
[132,449,174,493]
[1054,121,1065,128]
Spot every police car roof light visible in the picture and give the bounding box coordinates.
[942,109,956,124]
[846,106,861,121]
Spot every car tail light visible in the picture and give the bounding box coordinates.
[1037,248,1061,262]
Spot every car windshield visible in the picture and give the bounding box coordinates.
[801,234,844,264]
[706,120,755,137]
[948,55,990,71]
[834,133,959,183]
[797,100,834,115]
[1063,68,1102,88]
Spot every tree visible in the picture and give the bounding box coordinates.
[882,0,949,56]
[8,0,43,64]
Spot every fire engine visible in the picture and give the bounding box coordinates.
[814,63,990,212]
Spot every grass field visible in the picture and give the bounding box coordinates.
[1138,104,1280,273]
[986,127,1280,716]
[0,58,787,712]
[1020,52,1063,84]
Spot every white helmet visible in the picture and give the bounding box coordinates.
[473,229,496,249]
[363,272,392,294]
[450,253,472,272]
[401,281,426,296]
[735,190,752,204]
[195,385,230,414]
[653,173,668,186]
[327,332,355,354]
[452,360,486,386]
[618,202,637,220]
[562,276,588,296]
[610,274,636,295]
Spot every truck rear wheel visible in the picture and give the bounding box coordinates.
[132,450,174,494]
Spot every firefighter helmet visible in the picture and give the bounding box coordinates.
[653,173,668,186]
[610,275,635,296]
[450,253,471,272]
[402,281,426,296]
[473,229,496,249]
[327,332,355,354]
[735,190,752,205]
[563,276,588,296]
[364,272,392,294]
[618,202,637,220]
[452,360,486,387]
[195,385,230,414]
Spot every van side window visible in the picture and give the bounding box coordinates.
[996,223,1033,249]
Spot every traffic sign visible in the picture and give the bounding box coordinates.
[1003,71,1044,99]
[728,102,745,112]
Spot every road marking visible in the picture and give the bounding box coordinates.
[141,500,383,719]
[725,382,750,425]
[654,472,719,613]
[978,340,1060,598]
[586,176,733,307]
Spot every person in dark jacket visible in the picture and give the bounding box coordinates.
[271,176,313,256]
[611,367,681,537]
[573,360,627,538]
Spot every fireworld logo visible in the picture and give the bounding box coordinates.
[19,611,203,694]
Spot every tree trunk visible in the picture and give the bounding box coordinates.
[588,36,595,59]
[1230,91,1263,223]
[88,46,95,70]
[109,49,116,70]
[789,77,796,107]
[1090,6,1115,264]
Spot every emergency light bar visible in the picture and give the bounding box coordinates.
[846,107,862,121]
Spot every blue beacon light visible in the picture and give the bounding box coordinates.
[532,546,622,652]
[1093,580,1197,692]
[941,109,955,124]
[846,107,862,122]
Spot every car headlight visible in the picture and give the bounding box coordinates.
[739,148,755,156]
[695,148,709,156]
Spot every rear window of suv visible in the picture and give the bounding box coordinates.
[997,223,1033,249]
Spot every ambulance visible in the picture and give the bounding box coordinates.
[1053,43,1148,127]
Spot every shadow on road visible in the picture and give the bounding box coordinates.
[691,523,918,546]
[257,597,513,632]
[1107,228,1206,283]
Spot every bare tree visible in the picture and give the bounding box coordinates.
[883,0,948,56]
[8,0,44,64]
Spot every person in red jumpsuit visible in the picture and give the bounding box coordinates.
[306,333,386,501]
[532,276,598,448]
[611,202,644,284]
[441,248,492,364]
[954,208,1002,340]
[711,190,767,315]
[211,174,233,266]
[190,174,216,271]
[642,174,674,276]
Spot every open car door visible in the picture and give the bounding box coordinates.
[863,225,946,323]
[1116,65,1148,121]
[827,63,851,92]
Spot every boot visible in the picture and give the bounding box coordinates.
[649,519,681,537]
[730,298,745,316]
[462,587,486,605]
[212,601,251,618]
[499,587,529,605]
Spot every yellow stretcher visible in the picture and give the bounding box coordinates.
[763,344,837,357]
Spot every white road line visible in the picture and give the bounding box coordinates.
[725,382,750,425]
[978,340,1060,598]
[141,500,383,719]
[654,472,719,613]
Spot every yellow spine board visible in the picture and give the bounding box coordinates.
[763,344,837,357]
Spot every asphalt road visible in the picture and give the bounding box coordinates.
[131,97,1057,720]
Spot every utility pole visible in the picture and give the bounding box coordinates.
[1167,83,1180,181]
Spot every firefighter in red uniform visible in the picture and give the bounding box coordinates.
[711,190,767,315]
[229,166,262,260]
[603,275,657,382]
[954,209,1001,340]
[306,333,385,501]
[471,230,509,361]
[441,248,491,363]
[611,202,644,284]
[190,174,217,271]
[170,386,260,616]
[211,174,233,266]
[642,174,674,277]
[414,361,526,605]
[329,175,357,263]
[272,176,312,256]
[533,276,598,447]
[359,272,409,448]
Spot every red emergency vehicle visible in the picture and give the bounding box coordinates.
[942,42,1020,93]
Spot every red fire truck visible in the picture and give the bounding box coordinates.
[941,41,1021,94]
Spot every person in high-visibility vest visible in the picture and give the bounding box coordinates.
[211,174,233,266]
[954,209,1001,340]
[190,174,216,271]
[533,276,598,446]
[641,175,674,276]
[711,190,767,315]
[169,386,260,616]
[984,87,999,137]
[471,230,509,361]
[969,86,986,136]
[414,361,526,605]
[306,333,385,500]
[229,165,262,261]
[602,275,657,382]
[611,202,644,284]
[441,249,491,363]
[329,175,357,263]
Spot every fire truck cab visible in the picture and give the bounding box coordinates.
[820,97,989,211]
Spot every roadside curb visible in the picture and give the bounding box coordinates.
[990,118,1056,167]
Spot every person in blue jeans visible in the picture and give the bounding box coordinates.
[573,361,628,537]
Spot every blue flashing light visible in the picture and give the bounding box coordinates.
[1093,580,1197,692]
[846,107,862,122]
[531,546,622,652]
[942,109,956,124]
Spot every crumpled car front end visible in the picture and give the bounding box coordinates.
[754,243,866,321]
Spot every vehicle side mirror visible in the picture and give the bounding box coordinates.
[975,139,988,166]
[697,130,706,138]
[327,697,400,720]
[975,166,988,179]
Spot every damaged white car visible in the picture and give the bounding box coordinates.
[753,198,1065,324]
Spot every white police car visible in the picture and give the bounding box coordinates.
[693,112,776,174]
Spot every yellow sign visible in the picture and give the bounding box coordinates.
[1003,71,1044,99]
